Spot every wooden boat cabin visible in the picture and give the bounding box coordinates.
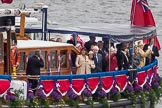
[1,19,157,77]
[0,16,161,108]
[17,40,79,75]
[0,31,80,76]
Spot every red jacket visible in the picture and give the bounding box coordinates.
[106,53,118,71]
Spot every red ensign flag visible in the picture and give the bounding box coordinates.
[130,0,161,50]
[1,0,13,4]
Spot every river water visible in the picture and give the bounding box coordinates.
[1,0,162,107]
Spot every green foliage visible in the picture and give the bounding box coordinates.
[52,98,66,108]
[37,97,50,108]
[0,98,2,108]
[148,89,157,108]
[123,91,137,108]
[111,93,121,102]
[153,80,162,104]
[98,97,110,108]
[67,98,79,108]
[140,91,147,108]
[8,89,24,108]
[129,93,137,108]
[26,99,38,108]
[84,97,94,108]
[8,99,23,108]
[154,87,161,101]
[1,79,162,108]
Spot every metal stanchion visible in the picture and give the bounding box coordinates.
[128,69,136,83]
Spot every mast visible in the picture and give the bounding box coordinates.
[42,5,48,41]
[19,13,25,38]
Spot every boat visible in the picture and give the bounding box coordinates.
[0,23,161,107]
[0,4,161,108]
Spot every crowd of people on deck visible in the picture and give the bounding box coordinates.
[64,33,159,74]
[25,33,160,93]
[27,33,160,76]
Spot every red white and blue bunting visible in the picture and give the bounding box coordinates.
[0,60,159,99]
[101,76,114,93]
[0,76,11,97]
[38,60,158,97]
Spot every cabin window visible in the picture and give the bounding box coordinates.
[18,52,25,70]
[50,50,57,68]
[0,35,3,61]
[28,51,46,69]
[29,33,50,40]
[60,50,67,68]
[33,33,42,40]
[28,51,35,58]
[41,51,46,69]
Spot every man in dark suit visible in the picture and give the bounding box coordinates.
[116,43,130,70]
[97,41,107,72]
[91,45,102,73]
[116,43,122,70]
[26,49,44,93]
[143,38,159,65]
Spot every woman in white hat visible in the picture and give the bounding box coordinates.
[87,51,95,73]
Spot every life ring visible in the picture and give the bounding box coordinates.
[10,45,20,68]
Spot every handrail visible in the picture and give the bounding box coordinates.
[2,59,157,81]
[40,59,158,81]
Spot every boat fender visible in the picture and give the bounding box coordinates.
[10,45,20,68]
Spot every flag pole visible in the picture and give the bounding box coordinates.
[131,0,137,25]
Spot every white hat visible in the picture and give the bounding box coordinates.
[88,51,94,54]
